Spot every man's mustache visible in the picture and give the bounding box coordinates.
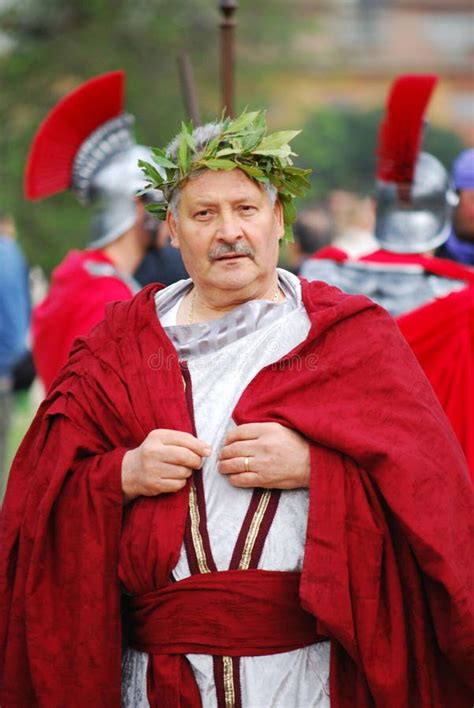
[208,242,255,262]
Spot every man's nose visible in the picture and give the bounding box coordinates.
[216,210,243,241]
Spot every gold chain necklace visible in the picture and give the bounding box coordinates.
[187,285,281,325]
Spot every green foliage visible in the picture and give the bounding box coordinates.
[140,109,311,241]
[294,105,466,201]
[0,0,301,274]
[423,127,466,172]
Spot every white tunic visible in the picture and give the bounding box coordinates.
[122,270,330,708]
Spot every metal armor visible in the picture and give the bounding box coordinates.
[300,257,467,318]
[375,152,458,255]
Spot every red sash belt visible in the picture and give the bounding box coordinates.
[128,569,325,657]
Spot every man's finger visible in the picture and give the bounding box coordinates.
[153,477,188,495]
[219,456,256,475]
[224,423,270,445]
[227,472,263,488]
[156,463,194,480]
[219,441,256,461]
[150,429,212,456]
[150,444,204,470]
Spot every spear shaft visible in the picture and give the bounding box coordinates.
[219,1,238,118]
[177,54,201,125]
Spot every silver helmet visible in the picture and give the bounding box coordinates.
[374,74,458,254]
[72,113,162,248]
[375,152,458,254]
[25,70,163,249]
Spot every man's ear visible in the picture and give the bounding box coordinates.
[166,209,180,248]
[134,196,146,217]
[274,198,285,241]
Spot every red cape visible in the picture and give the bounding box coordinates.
[398,287,474,470]
[312,247,474,474]
[1,281,472,706]
[32,249,133,391]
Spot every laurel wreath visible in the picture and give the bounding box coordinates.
[138,109,312,242]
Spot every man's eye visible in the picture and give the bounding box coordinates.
[195,210,210,218]
[240,205,256,213]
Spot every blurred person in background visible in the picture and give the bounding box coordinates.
[134,219,188,287]
[301,75,474,472]
[436,148,474,265]
[0,213,31,487]
[284,206,332,273]
[328,190,377,258]
[26,71,164,393]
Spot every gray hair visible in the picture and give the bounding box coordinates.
[165,121,277,221]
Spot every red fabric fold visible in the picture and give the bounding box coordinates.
[311,247,474,474]
[32,249,134,390]
[129,569,320,656]
[398,287,474,474]
[146,653,202,708]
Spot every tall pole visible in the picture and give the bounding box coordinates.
[219,0,238,118]
[177,54,201,125]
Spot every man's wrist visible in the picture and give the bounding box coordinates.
[299,467,311,489]
[121,448,140,505]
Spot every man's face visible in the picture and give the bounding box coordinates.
[453,189,474,243]
[167,169,284,298]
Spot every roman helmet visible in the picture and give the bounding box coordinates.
[25,70,162,248]
[374,74,458,254]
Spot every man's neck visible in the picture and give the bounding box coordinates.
[179,277,284,325]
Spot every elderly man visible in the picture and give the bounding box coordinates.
[0,112,473,708]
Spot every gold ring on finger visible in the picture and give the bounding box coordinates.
[244,456,250,473]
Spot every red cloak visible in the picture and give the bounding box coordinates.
[311,247,474,474]
[1,280,472,707]
[32,248,134,391]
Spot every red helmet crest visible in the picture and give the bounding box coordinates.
[25,70,125,200]
[376,74,438,185]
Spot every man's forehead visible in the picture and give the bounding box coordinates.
[185,189,265,207]
[181,169,267,204]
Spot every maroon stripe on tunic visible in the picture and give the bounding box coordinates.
[229,489,281,571]
[248,490,281,569]
[180,362,196,429]
[213,657,227,708]
[183,509,201,575]
[228,489,263,570]
[212,657,242,708]
[180,361,217,573]
[194,461,217,572]
[232,656,242,708]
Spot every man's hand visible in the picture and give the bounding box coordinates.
[121,430,211,504]
[219,422,310,490]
